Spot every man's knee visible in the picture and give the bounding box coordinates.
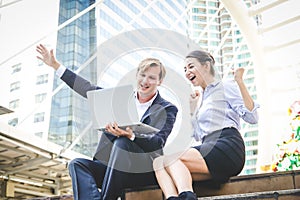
[68,158,86,172]
[113,136,132,150]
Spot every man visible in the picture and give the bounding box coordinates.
[36,44,178,200]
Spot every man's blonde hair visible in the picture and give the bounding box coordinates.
[136,58,166,81]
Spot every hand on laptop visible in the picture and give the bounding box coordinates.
[105,122,134,139]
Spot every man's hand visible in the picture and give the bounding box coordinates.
[36,44,60,70]
[105,122,134,139]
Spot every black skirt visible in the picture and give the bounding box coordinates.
[192,127,245,184]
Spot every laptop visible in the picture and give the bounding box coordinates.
[87,84,159,135]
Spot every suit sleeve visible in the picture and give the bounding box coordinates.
[60,68,102,98]
[134,103,178,153]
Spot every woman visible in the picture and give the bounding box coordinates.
[153,50,259,200]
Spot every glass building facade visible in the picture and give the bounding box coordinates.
[49,0,98,156]
[1,0,258,174]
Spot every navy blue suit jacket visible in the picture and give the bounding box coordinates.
[61,68,178,161]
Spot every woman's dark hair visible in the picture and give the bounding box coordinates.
[186,50,215,76]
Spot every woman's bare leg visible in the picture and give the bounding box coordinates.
[153,148,211,198]
[153,156,178,198]
[166,148,211,193]
[181,148,210,174]
[166,159,193,193]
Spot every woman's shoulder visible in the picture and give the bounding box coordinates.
[221,79,240,96]
[222,79,235,86]
[221,79,238,89]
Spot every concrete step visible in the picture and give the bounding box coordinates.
[124,189,300,200]
[27,195,73,200]
[124,170,300,200]
[26,189,300,200]
[198,189,300,200]
[26,170,300,200]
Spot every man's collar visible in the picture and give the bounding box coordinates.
[134,91,158,105]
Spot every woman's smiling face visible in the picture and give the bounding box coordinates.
[184,57,207,88]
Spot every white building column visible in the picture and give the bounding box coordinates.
[221,0,273,170]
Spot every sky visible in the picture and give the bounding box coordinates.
[0,0,59,67]
[1,0,299,68]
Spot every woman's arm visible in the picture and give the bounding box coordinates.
[234,68,254,111]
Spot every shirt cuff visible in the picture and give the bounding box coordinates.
[55,65,67,78]
[129,132,136,141]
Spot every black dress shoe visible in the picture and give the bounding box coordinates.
[178,191,197,200]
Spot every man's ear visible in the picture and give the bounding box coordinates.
[157,80,162,86]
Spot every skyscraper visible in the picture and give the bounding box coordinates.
[49,0,98,156]
[0,0,261,175]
